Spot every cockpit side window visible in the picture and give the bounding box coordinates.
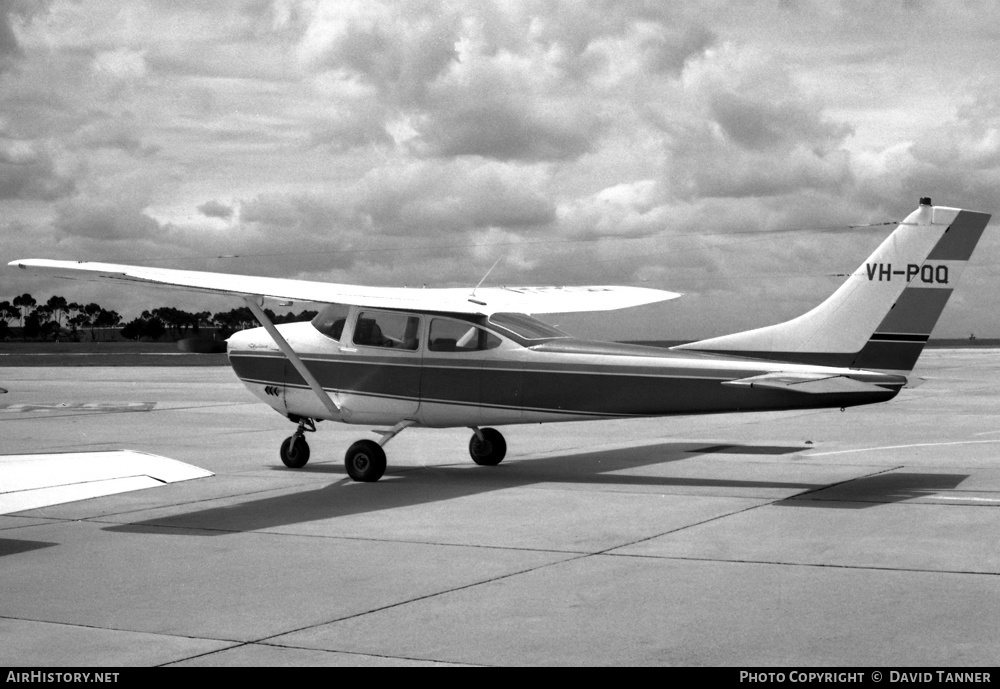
[354,311,421,350]
[311,303,351,341]
[429,318,501,352]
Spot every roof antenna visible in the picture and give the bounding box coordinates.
[471,256,503,299]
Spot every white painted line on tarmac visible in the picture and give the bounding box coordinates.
[804,439,1000,457]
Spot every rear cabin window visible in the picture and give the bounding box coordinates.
[311,304,351,341]
[353,311,421,350]
[428,319,501,352]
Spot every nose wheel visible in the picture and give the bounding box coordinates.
[279,417,315,468]
[280,435,310,468]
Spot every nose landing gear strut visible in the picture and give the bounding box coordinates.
[280,416,316,468]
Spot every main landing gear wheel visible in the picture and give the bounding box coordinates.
[280,434,310,468]
[345,439,387,482]
[469,427,506,466]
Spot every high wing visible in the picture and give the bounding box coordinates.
[0,450,213,515]
[8,259,680,315]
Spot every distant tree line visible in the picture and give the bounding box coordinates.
[0,294,317,342]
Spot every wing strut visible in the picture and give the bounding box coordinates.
[242,296,343,419]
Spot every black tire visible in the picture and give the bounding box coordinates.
[344,439,387,482]
[280,435,310,468]
[469,427,506,466]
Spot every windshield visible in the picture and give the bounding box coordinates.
[311,304,350,341]
[487,312,569,342]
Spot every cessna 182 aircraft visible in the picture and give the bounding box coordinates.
[9,198,990,484]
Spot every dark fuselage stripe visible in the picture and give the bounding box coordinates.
[234,350,746,381]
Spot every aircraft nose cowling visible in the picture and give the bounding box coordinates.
[226,329,250,351]
[226,326,272,353]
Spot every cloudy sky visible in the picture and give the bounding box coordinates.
[2,0,998,340]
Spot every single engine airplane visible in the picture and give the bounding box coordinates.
[9,198,990,483]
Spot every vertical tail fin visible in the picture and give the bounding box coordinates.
[676,198,991,372]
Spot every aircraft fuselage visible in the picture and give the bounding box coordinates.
[227,307,905,429]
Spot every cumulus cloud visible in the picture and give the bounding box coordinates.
[661,45,855,200]
[639,24,715,75]
[295,2,711,163]
[412,56,606,161]
[69,114,157,155]
[557,180,666,238]
[53,198,163,242]
[0,2,22,66]
[352,159,556,236]
[0,139,74,199]
[197,199,234,219]
[92,47,147,83]
[0,0,52,71]
[297,0,460,99]
[307,108,395,151]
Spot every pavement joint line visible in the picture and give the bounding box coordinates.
[0,613,244,644]
[159,640,484,667]
[581,465,904,557]
[587,498,774,556]
[777,465,904,500]
[605,553,1000,578]
[152,403,254,413]
[238,551,591,649]
[3,603,489,667]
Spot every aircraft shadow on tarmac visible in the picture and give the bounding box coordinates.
[0,538,58,557]
[102,441,871,536]
[102,443,974,536]
[777,471,971,509]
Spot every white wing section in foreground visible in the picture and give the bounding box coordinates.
[8,259,680,315]
[0,450,213,515]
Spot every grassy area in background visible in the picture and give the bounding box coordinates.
[0,341,228,366]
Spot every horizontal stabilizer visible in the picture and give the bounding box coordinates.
[8,259,680,316]
[722,372,897,395]
[0,450,213,515]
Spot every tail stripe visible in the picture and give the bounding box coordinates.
[873,287,953,336]
[927,210,990,261]
[868,333,930,342]
[852,340,925,371]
